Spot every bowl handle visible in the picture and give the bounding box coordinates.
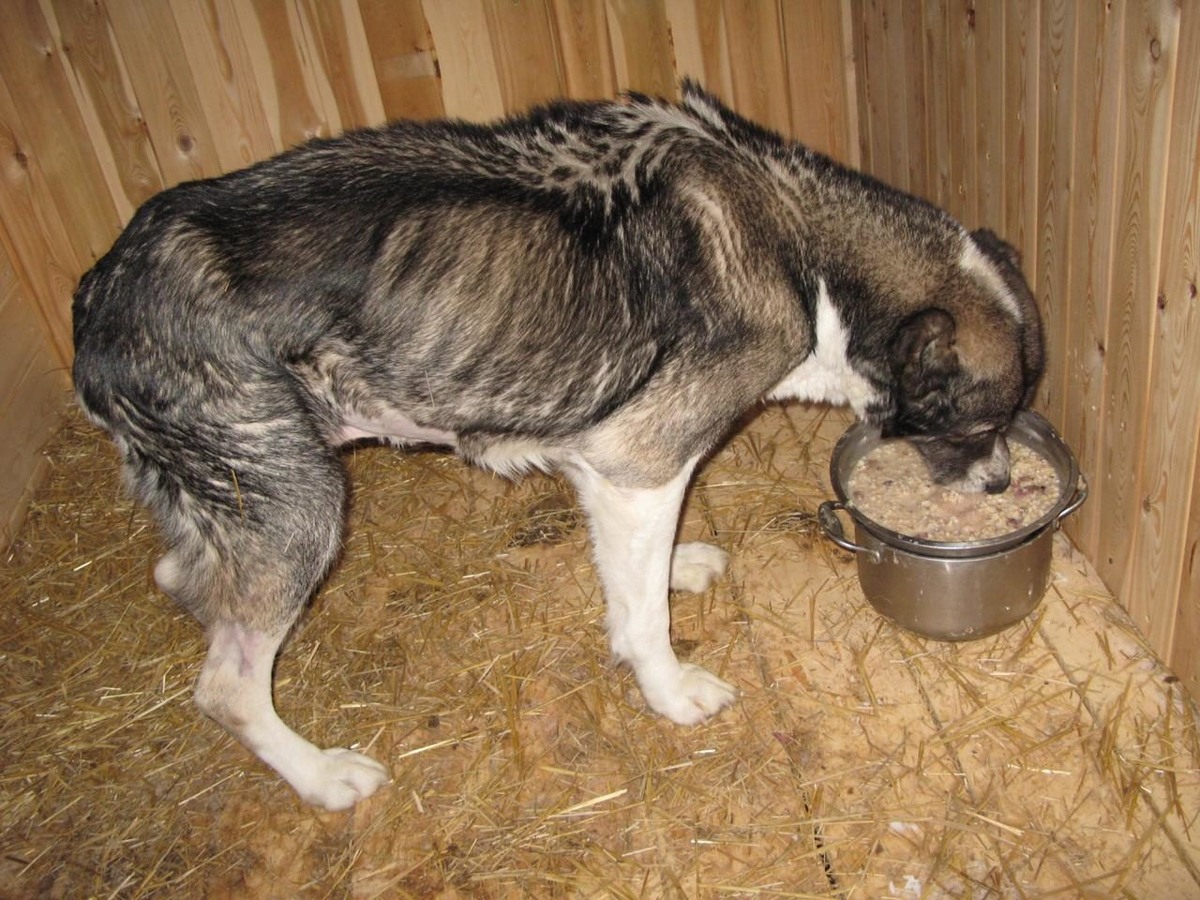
[818,500,882,562]
[1055,473,1089,527]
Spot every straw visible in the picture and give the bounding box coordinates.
[1,401,1198,896]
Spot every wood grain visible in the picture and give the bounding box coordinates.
[604,0,676,98]
[781,0,853,159]
[46,0,162,221]
[485,0,565,113]
[1097,0,1178,627]
[0,240,67,551]
[421,0,504,121]
[357,0,444,121]
[1032,0,1075,423]
[1125,0,1194,663]
[167,0,277,171]
[1059,3,1124,555]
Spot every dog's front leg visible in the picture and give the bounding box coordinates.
[568,459,737,725]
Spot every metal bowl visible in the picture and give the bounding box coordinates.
[818,411,1087,640]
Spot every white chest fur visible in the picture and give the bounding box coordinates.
[766,278,879,416]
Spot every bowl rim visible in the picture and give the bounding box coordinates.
[829,410,1081,559]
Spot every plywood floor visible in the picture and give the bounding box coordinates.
[2,403,1198,898]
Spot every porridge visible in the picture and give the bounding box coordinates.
[846,440,1061,542]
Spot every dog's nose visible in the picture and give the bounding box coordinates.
[984,472,1011,494]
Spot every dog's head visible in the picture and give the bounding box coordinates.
[880,229,1044,493]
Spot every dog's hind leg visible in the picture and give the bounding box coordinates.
[135,406,389,810]
[567,459,737,725]
[194,617,389,810]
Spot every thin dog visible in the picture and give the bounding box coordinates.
[73,82,1043,809]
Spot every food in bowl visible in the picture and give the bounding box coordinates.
[845,439,1061,542]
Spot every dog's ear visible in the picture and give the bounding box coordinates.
[971,228,1022,271]
[891,308,959,397]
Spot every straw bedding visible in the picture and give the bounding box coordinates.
[2,401,1198,898]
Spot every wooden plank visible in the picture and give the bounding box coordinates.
[604,0,676,99]
[484,0,565,114]
[1031,0,1075,420]
[1097,0,1178,622]
[945,0,978,222]
[663,0,731,101]
[781,0,853,160]
[837,0,861,170]
[421,0,505,121]
[1059,3,1124,557]
[299,0,386,130]
[722,0,791,138]
[922,0,951,207]
[1164,0,1200,700]
[853,0,888,180]
[0,0,120,268]
[167,0,277,171]
[1003,0,1041,269]
[973,0,1005,230]
[897,0,927,199]
[0,244,68,551]
[228,0,332,148]
[1125,0,1192,660]
[357,0,443,121]
[552,0,618,99]
[104,0,224,184]
[0,66,86,363]
[881,0,911,193]
[45,0,163,222]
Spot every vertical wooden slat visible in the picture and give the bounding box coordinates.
[421,0,505,121]
[230,0,332,148]
[1117,0,1185,648]
[356,0,443,121]
[880,0,910,193]
[167,0,277,171]
[945,0,977,221]
[974,1,1005,231]
[0,237,66,549]
[838,0,861,170]
[1096,0,1178,622]
[722,0,790,137]
[604,0,677,99]
[1162,0,1200,695]
[299,0,387,130]
[1059,3,1124,556]
[922,0,951,207]
[0,1,119,268]
[853,1,888,179]
[664,0,731,100]
[1032,0,1076,421]
[484,0,565,113]
[552,0,618,99]
[46,0,162,221]
[781,0,854,160]
[898,0,927,198]
[1003,0,1040,268]
[104,0,223,183]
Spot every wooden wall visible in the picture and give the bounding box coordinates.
[850,0,1200,693]
[0,0,856,543]
[1,2,1198,689]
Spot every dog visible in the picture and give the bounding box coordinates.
[72,81,1043,810]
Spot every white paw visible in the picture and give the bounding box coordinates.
[669,542,730,593]
[642,662,738,725]
[300,748,390,811]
